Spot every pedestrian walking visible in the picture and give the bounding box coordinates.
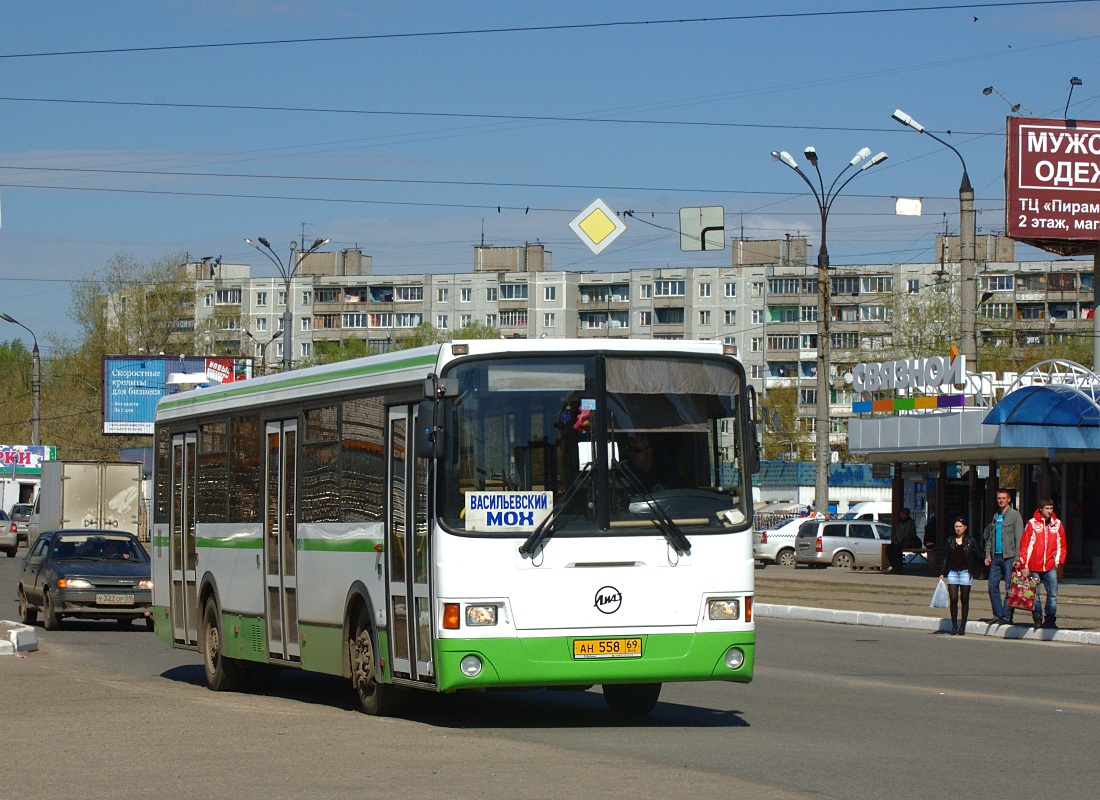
[887,507,917,574]
[1017,500,1067,628]
[939,517,983,635]
[983,488,1024,624]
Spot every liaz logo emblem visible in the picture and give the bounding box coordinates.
[594,586,622,614]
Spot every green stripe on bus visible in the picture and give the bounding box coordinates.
[433,630,755,692]
[196,536,263,549]
[299,538,383,553]
[158,353,438,412]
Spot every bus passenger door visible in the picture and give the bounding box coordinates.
[265,420,301,662]
[386,406,434,683]
[170,433,198,646]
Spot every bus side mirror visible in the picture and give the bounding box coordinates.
[415,399,444,459]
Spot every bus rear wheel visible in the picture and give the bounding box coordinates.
[202,598,245,692]
[602,683,662,716]
[350,606,401,716]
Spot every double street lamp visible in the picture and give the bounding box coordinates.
[0,313,41,446]
[244,328,283,376]
[770,145,888,515]
[244,235,329,372]
[891,109,978,369]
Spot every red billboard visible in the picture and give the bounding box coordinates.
[1006,116,1100,256]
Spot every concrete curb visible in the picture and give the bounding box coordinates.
[755,604,1100,645]
[0,620,38,654]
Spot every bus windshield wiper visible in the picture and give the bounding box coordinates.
[519,463,592,556]
[616,460,692,554]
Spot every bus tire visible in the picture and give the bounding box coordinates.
[602,683,662,716]
[202,598,244,692]
[350,606,401,716]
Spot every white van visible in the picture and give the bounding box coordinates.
[841,501,893,526]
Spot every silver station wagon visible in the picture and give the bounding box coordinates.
[794,519,892,570]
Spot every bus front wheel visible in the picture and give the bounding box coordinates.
[202,598,245,692]
[602,683,662,716]
[350,606,401,716]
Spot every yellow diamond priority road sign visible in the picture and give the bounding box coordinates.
[569,198,627,255]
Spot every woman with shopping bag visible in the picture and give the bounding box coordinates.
[938,517,984,635]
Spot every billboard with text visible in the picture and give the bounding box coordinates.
[1006,116,1100,256]
[103,356,252,435]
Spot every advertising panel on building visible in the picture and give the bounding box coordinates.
[0,445,55,475]
[103,356,252,435]
[1005,116,1100,255]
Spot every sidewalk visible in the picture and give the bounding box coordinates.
[754,565,1100,644]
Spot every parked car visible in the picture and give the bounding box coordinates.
[753,516,804,566]
[17,529,153,630]
[0,510,18,557]
[10,502,33,545]
[794,519,892,570]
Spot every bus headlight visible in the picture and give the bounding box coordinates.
[460,655,483,677]
[465,605,498,626]
[724,647,745,670]
[708,598,740,621]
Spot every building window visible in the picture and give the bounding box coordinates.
[204,294,212,308]
[314,288,340,304]
[832,277,860,295]
[344,313,369,329]
[859,276,892,294]
[278,291,286,307]
[394,313,423,328]
[981,275,1014,292]
[724,282,737,298]
[752,309,764,325]
[860,305,889,322]
[315,314,338,329]
[698,310,711,325]
[300,342,312,357]
[544,286,557,302]
[698,282,711,298]
[500,310,527,327]
[485,314,497,327]
[640,284,652,299]
[437,314,449,329]
[800,388,817,405]
[395,286,423,302]
[980,302,1013,319]
[215,289,241,305]
[499,283,528,300]
[654,280,685,297]
[638,311,652,327]
[750,337,762,352]
[255,291,267,306]
[460,288,472,303]
[751,281,764,298]
[301,317,312,331]
[767,335,798,351]
[543,312,556,327]
[257,318,267,332]
[301,291,312,305]
[907,279,920,294]
[437,288,449,302]
[831,332,860,350]
[750,364,764,379]
[460,314,472,327]
[723,337,737,353]
[655,307,684,324]
[368,313,392,328]
[800,333,818,350]
[724,310,736,325]
[486,287,498,302]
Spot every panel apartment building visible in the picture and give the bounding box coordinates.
[183,235,1096,457]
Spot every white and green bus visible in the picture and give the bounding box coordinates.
[151,338,758,716]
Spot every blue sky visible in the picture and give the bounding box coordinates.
[1,0,1098,351]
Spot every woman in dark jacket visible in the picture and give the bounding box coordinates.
[938,517,984,635]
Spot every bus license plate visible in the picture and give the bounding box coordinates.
[573,637,642,659]
[96,594,134,606]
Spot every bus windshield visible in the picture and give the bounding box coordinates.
[439,354,749,536]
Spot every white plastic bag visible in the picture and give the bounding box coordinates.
[930,580,949,609]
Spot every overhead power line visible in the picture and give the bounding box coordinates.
[0,1,1093,59]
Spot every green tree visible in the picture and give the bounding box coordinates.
[759,385,810,461]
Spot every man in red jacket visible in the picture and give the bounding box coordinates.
[1017,500,1067,629]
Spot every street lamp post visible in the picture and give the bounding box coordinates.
[892,109,978,370]
[245,235,329,372]
[770,146,888,515]
[0,313,40,446]
[244,328,283,375]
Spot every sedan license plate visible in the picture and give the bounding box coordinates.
[96,593,134,606]
[573,637,642,659]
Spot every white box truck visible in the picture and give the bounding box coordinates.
[28,461,144,545]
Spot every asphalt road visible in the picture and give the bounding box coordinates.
[3,549,1098,800]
